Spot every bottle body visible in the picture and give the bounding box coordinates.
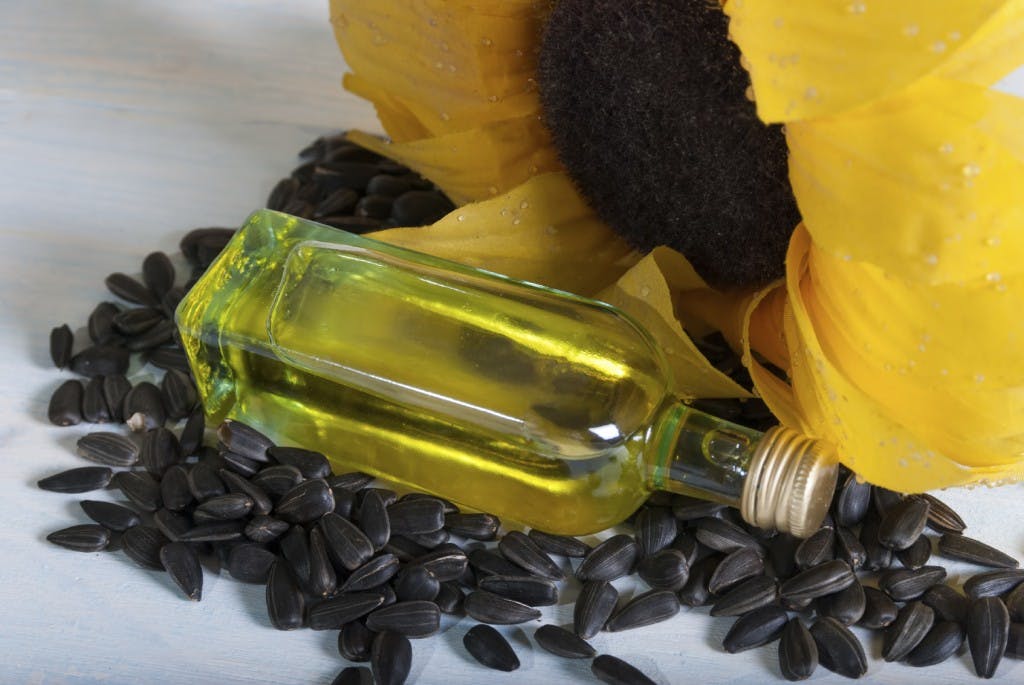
[177,210,832,535]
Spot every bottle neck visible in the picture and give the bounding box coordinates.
[646,401,838,537]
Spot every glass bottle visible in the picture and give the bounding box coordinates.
[176,210,838,537]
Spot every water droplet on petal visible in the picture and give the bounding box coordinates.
[931,40,947,53]
[962,163,981,177]
[924,254,939,265]
[804,86,819,100]
[949,31,961,41]
[938,142,954,154]
[985,272,1002,283]
[440,111,450,121]
[519,201,529,210]
[545,225,557,235]
[639,285,651,298]
[974,373,985,384]
[487,95,498,103]
[903,24,920,37]
[985,236,1001,247]
[481,37,492,47]
[773,17,784,28]
[488,186,498,196]
[456,214,465,223]
[846,2,867,14]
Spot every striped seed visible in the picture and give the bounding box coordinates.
[343,554,401,593]
[723,605,788,653]
[859,513,893,571]
[810,617,868,679]
[858,586,899,630]
[80,500,140,531]
[308,593,386,631]
[365,600,441,638]
[153,508,191,541]
[920,493,966,534]
[922,583,969,624]
[46,524,111,553]
[245,515,289,544]
[835,526,866,570]
[221,452,261,478]
[709,547,762,595]
[695,517,761,554]
[469,548,523,577]
[577,534,639,582]
[963,569,1024,599]
[967,596,1010,678]
[187,461,226,501]
[591,654,657,685]
[113,471,162,511]
[794,526,834,570]
[534,624,596,659]
[139,427,180,477]
[177,521,245,543]
[266,446,330,479]
[463,624,520,672]
[266,560,305,630]
[219,469,272,516]
[637,549,691,592]
[320,512,374,571]
[833,472,871,527]
[882,601,934,662]
[905,621,965,667]
[307,527,337,597]
[217,420,274,462]
[710,575,779,617]
[393,566,439,602]
[435,581,465,614]
[121,525,168,569]
[338,620,375,662]
[251,464,303,499]
[479,574,558,607]
[605,590,680,632]
[780,560,855,603]
[159,465,193,511]
[387,497,446,536]
[177,406,204,457]
[327,471,375,492]
[123,382,166,432]
[101,374,131,422]
[160,542,203,601]
[105,272,159,306]
[678,554,720,608]
[779,618,818,681]
[226,543,277,584]
[77,431,138,467]
[444,512,500,541]
[896,534,932,570]
[575,580,619,639]
[528,528,589,557]
[82,376,111,423]
[817,580,866,627]
[938,533,1019,569]
[371,631,412,685]
[274,479,334,523]
[465,590,541,625]
[141,251,175,298]
[112,307,163,335]
[634,507,677,558]
[878,497,930,551]
[160,369,197,421]
[879,565,947,602]
[412,544,468,582]
[498,530,563,580]
[87,301,120,345]
[38,466,113,493]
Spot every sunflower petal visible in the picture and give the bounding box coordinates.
[786,77,1024,283]
[723,0,1015,122]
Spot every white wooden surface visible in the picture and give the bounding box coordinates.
[2,2,1023,683]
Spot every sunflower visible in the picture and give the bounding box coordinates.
[329,0,1024,493]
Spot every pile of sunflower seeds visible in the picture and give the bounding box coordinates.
[40,134,1023,684]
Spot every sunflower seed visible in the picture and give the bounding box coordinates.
[780,560,855,603]
[141,251,175,298]
[275,479,334,523]
[708,547,762,595]
[894,534,931,570]
[264,445,330,479]
[50,324,73,368]
[87,302,120,344]
[251,464,303,499]
[365,600,441,638]
[77,500,139,532]
[153,508,191,541]
[533,624,596,659]
[872,486,903,516]
[1007,623,1024,659]
[877,497,930,551]
[591,654,656,685]
[122,525,168,569]
[394,566,440,602]
[465,590,541,625]
[671,495,728,521]
[967,596,1010,678]
[139,427,179,477]
[155,465,190,512]
[159,541,202,601]
[920,493,966,534]
[921,583,969,624]
[723,605,788,653]
[327,471,375,492]
[177,521,245,543]
[818,580,866,626]
[180,227,235,265]
[279,524,311,585]
[710,575,779,617]
[106,272,159,306]
[793,527,834,570]
[112,307,164,336]
[634,507,677,558]
[636,549,691,592]
[577,534,639,582]
[409,545,464,583]
[307,592,385,631]
[469,548,522,577]
[386,498,445,536]
[330,666,371,685]
[123,382,166,431]
[226,543,277,584]
[833,472,871,527]
[75,432,136,468]
[161,285,185,319]
[667,531,700,566]
[124,317,176,351]
[854,587,897,631]
[938,533,1019,569]
[266,560,305,630]
[220,451,261,478]
[338,620,375,662]
[859,512,893,571]
[177,406,204,457]
[462,624,520,672]
[245,515,289,544]
[964,569,1024,599]
[219,469,272,516]
[217,420,274,462]
[343,554,401,592]
[403,528,450,549]
[695,517,761,554]
[879,565,947,601]
[113,471,161,511]
[435,581,465,614]
[810,617,867,678]
[187,461,225,501]
[527,528,589,557]
[779,618,818,681]
[46,524,111,552]
[605,590,680,633]
[267,177,299,210]
[905,621,965,667]
[498,531,563,580]
[371,631,412,685]
[196,493,253,520]
[882,601,934,662]
[38,466,113,493]
[1005,584,1024,622]
[95,376,129,424]
[678,554,719,607]
[441,512,499,541]
[160,369,196,421]
[147,347,190,373]
[364,487,398,508]
[71,345,130,378]
[81,376,111,423]
[320,512,374,571]
[767,534,801,580]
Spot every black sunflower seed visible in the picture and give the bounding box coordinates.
[780,560,855,603]
[46,524,111,552]
[113,471,161,511]
[279,524,311,585]
[463,624,520,672]
[723,605,788,653]
[245,515,289,544]
[527,528,589,557]
[938,533,1019,569]
[308,592,386,631]
[251,464,303,499]
[274,479,334,524]
[338,620,375,662]
[387,498,446,536]
[709,547,762,595]
[160,541,202,601]
[38,466,113,493]
[591,654,657,685]
[142,251,175,298]
[100,374,131,423]
[177,521,245,543]
[87,301,120,345]
[810,617,868,679]
[139,427,180,477]
[180,227,235,265]
[477,575,558,609]
[678,554,720,608]
[442,512,499,541]
[196,492,253,520]
[695,517,761,554]
[79,500,140,531]
[123,382,166,432]
[605,590,680,632]
[330,666,371,685]
[220,451,261,478]
[779,618,818,681]
[112,307,164,336]
[920,493,966,534]
[320,511,374,571]
[123,319,175,352]
[218,470,271,517]
[469,548,523,577]
[834,526,866,571]
[498,530,564,580]
[671,495,728,521]
[577,534,639,582]
[794,527,834,570]
[534,624,596,659]
[178,406,205,457]
[906,621,965,667]
[160,369,197,421]
[187,461,225,501]
[574,580,619,639]
[327,471,375,492]
[895,534,932,570]
[365,600,441,638]
[161,286,185,319]
[768,534,801,580]
[413,544,468,582]
[77,431,138,467]
[371,631,412,685]
[818,580,866,627]
[882,601,934,662]
[435,581,465,614]
[267,177,299,211]
[859,512,893,571]
[964,569,1024,599]
[403,528,449,549]
[266,560,305,630]
[872,486,903,516]
[226,543,277,584]
[878,497,930,551]
[922,583,969,624]
[967,596,1010,678]
[637,549,691,592]
[879,565,947,602]
[833,472,871,527]
[265,445,330,479]
[710,575,779,617]
[343,554,401,593]
[153,508,191,541]
[70,345,130,378]
[858,586,899,630]
[634,507,677,558]
[121,525,168,569]
[217,420,274,462]
[50,324,73,369]
[465,590,541,625]
[1006,623,1024,660]
[394,566,440,602]
[159,465,192,511]
[81,376,111,423]
[1005,583,1024,622]
[106,272,159,306]
[147,347,189,372]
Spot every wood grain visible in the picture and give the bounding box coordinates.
[1,1,1022,683]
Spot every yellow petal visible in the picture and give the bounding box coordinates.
[346,117,561,206]
[367,172,639,297]
[723,0,1016,122]
[938,0,1024,87]
[786,77,1024,283]
[598,249,753,400]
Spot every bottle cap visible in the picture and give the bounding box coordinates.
[740,426,838,538]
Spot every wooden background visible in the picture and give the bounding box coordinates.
[2,1,1022,683]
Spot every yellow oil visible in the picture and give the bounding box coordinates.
[177,211,683,534]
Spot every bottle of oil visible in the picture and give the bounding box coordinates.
[176,210,837,537]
